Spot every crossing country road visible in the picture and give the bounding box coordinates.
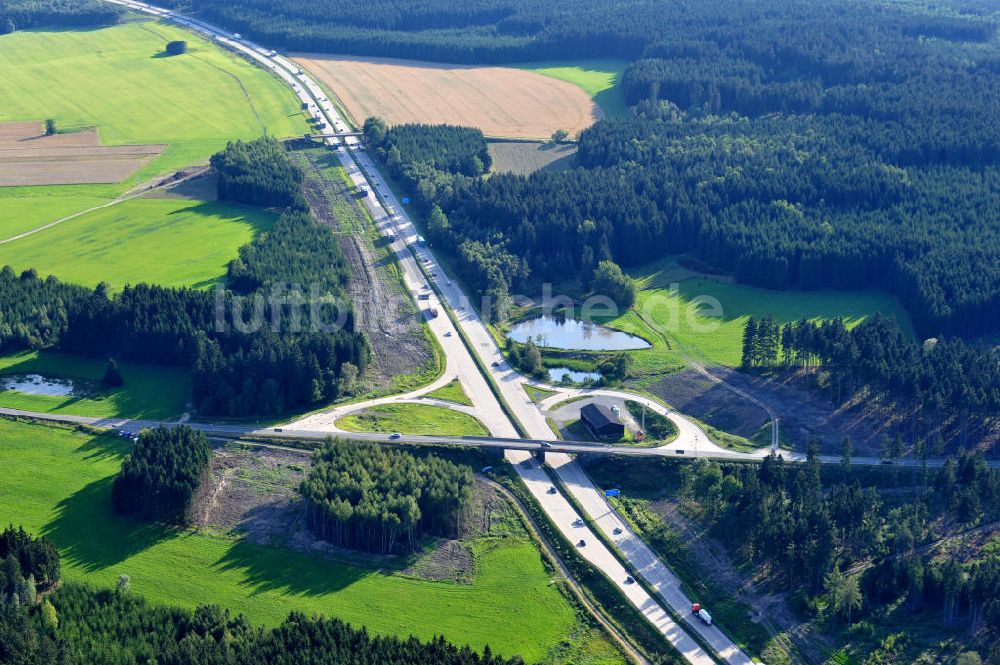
[62,3,970,662]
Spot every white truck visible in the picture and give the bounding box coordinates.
[691,603,712,626]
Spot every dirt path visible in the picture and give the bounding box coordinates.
[293,148,432,387]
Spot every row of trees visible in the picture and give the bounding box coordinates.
[1,582,523,664]
[741,314,1000,431]
[151,0,995,65]
[301,440,474,554]
[111,427,212,524]
[0,0,122,33]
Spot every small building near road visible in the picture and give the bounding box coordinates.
[580,403,624,440]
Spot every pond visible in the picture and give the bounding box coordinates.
[548,367,602,384]
[1,373,89,397]
[507,315,651,351]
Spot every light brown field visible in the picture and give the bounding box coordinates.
[0,121,164,186]
[292,54,603,140]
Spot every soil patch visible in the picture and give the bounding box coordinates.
[0,121,163,186]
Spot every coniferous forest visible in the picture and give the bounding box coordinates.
[111,427,211,524]
[0,140,368,417]
[301,440,475,554]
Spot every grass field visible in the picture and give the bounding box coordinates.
[517,59,628,117]
[337,403,488,436]
[294,54,602,140]
[0,419,586,661]
[488,141,577,175]
[0,351,189,419]
[0,20,305,236]
[604,258,915,371]
[0,197,276,289]
[425,379,473,406]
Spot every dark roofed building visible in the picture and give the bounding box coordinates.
[580,402,624,440]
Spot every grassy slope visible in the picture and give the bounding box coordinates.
[337,403,488,436]
[0,20,305,231]
[0,419,578,661]
[606,258,915,371]
[0,351,189,419]
[425,379,473,406]
[517,59,628,117]
[0,198,276,289]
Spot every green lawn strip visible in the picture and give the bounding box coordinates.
[0,350,189,419]
[0,194,110,240]
[0,419,582,662]
[513,59,629,117]
[492,464,681,663]
[0,20,306,225]
[606,257,915,368]
[336,403,488,436]
[426,379,473,406]
[522,383,559,404]
[0,198,275,289]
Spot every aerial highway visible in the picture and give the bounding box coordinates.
[74,3,941,663]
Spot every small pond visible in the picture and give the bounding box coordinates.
[1,373,90,397]
[548,367,602,384]
[507,315,651,351]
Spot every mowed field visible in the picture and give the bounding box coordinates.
[337,403,489,436]
[0,419,583,662]
[0,20,304,241]
[0,351,189,419]
[294,54,603,139]
[604,258,915,371]
[0,196,276,289]
[488,141,577,175]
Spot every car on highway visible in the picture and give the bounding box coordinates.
[547,486,557,494]
[389,432,402,439]
[541,441,552,447]
[444,331,452,337]
[491,361,500,367]
[613,527,623,535]
[625,576,635,584]
[577,539,586,547]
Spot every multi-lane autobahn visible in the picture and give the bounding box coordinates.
[59,3,937,662]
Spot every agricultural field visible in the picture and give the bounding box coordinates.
[605,257,914,371]
[516,59,628,117]
[0,123,164,187]
[488,141,577,175]
[0,20,305,235]
[336,403,489,436]
[0,351,189,419]
[293,54,603,139]
[0,196,276,289]
[0,418,600,662]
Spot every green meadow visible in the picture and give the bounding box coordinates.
[606,258,915,371]
[0,20,305,238]
[0,419,584,662]
[519,59,628,117]
[0,351,190,419]
[337,403,489,436]
[0,197,275,289]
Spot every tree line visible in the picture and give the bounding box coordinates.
[0,581,523,664]
[741,314,1000,440]
[0,0,122,33]
[150,0,995,66]
[111,426,212,524]
[0,140,369,417]
[365,118,492,177]
[301,440,474,554]
[0,525,59,609]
